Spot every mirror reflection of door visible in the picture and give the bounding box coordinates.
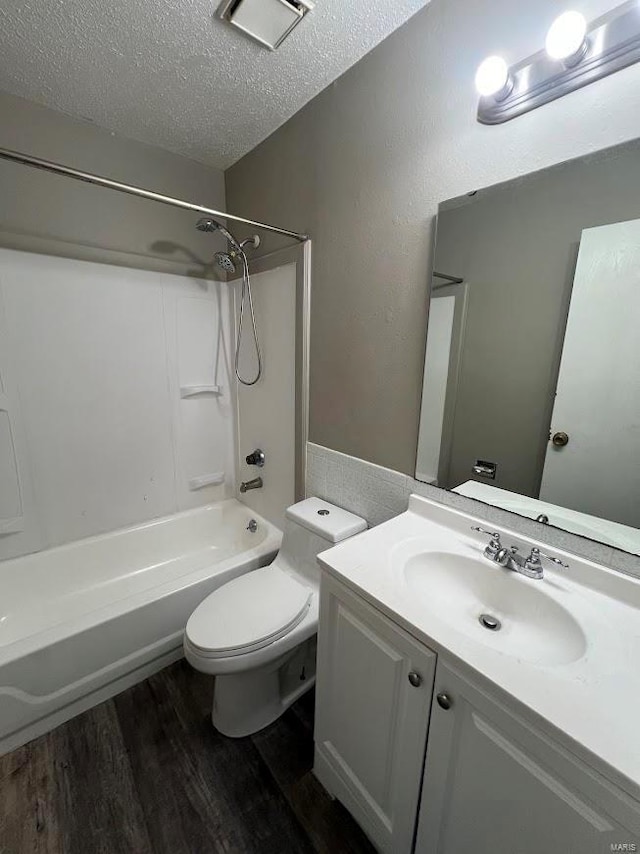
[415,281,468,486]
[540,219,640,528]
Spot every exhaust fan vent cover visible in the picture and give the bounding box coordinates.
[220,0,314,51]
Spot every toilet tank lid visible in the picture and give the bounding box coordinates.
[286,497,367,543]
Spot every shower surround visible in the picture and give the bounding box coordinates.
[0,247,235,563]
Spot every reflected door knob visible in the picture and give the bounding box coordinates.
[408,672,422,688]
[551,432,569,447]
[436,692,452,710]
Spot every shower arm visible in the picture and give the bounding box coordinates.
[0,146,309,242]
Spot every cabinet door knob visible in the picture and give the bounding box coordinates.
[437,692,452,710]
[408,671,422,687]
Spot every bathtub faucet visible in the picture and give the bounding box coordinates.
[240,477,263,493]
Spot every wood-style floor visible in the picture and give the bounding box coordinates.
[0,660,375,854]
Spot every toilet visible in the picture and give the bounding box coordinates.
[184,497,367,737]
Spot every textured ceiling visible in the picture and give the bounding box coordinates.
[0,0,429,169]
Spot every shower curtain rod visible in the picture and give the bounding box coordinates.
[0,146,309,242]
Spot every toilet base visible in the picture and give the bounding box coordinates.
[212,637,317,737]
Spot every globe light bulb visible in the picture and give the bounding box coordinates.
[475,56,510,98]
[545,11,588,61]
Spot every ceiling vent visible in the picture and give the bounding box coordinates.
[219,0,314,51]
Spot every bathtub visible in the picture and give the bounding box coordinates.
[0,499,281,754]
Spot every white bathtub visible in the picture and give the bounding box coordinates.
[0,499,281,754]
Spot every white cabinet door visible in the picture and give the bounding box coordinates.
[416,660,640,854]
[314,575,436,854]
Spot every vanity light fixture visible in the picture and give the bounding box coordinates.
[474,56,512,98]
[476,0,640,124]
[545,11,588,65]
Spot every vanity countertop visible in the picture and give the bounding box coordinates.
[318,495,640,803]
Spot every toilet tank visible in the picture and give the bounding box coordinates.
[275,498,367,586]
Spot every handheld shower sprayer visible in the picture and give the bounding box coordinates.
[196,217,262,386]
[196,217,240,250]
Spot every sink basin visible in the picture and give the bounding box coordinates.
[318,494,640,795]
[403,552,587,666]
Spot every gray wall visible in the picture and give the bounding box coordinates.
[226,0,640,475]
[434,141,640,497]
[0,91,227,275]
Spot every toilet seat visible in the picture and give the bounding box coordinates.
[185,565,313,659]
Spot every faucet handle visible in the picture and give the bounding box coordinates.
[525,547,569,572]
[245,448,265,467]
[471,527,502,558]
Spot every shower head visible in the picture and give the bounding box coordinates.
[197,216,261,279]
[195,216,241,252]
[215,251,237,274]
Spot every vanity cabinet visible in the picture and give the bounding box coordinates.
[416,660,640,854]
[315,576,640,854]
[314,575,436,854]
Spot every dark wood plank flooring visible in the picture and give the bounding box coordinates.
[0,661,375,854]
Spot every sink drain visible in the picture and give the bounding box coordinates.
[479,613,502,631]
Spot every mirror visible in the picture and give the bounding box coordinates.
[416,139,640,556]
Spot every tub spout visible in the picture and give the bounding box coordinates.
[240,477,263,493]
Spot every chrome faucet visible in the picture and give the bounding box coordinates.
[240,476,263,493]
[471,527,569,580]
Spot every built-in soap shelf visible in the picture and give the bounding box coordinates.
[180,384,222,399]
[188,472,225,491]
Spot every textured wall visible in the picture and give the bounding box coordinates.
[0,91,227,274]
[226,0,640,475]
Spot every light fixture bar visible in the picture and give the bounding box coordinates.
[478,0,640,125]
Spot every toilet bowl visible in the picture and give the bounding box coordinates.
[184,497,366,737]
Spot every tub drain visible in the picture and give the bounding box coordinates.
[479,613,501,631]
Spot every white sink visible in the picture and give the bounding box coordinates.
[317,494,640,798]
[402,551,586,665]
